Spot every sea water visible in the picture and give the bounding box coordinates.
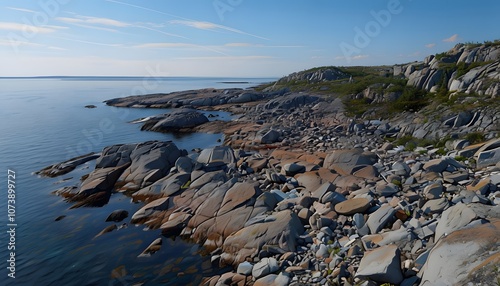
[0,76,275,285]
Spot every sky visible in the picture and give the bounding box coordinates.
[0,0,499,77]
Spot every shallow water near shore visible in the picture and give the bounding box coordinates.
[0,76,275,285]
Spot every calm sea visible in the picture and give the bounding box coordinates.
[0,76,275,285]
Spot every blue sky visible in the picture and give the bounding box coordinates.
[0,0,498,77]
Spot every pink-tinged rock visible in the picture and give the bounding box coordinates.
[221,210,304,266]
[419,219,500,286]
[323,149,378,175]
[334,198,371,215]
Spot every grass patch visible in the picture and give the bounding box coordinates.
[464,132,485,144]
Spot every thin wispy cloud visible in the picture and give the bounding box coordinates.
[0,39,44,47]
[134,42,228,56]
[0,39,66,51]
[176,55,273,61]
[425,43,436,48]
[56,16,130,27]
[69,23,119,33]
[170,20,269,40]
[352,54,369,60]
[6,7,36,13]
[0,22,58,33]
[105,0,192,21]
[225,42,253,47]
[134,42,196,49]
[443,34,459,42]
[53,36,123,47]
[225,42,303,48]
[334,54,369,61]
[134,25,188,40]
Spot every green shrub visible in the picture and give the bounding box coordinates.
[464,132,485,144]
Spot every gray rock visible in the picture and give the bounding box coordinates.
[175,156,193,173]
[133,172,191,197]
[419,219,500,286]
[392,161,411,176]
[252,257,279,279]
[423,159,449,173]
[197,146,236,169]
[361,227,412,248]
[422,198,448,214]
[138,238,162,257]
[142,109,209,132]
[282,163,305,176]
[366,205,396,234]
[131,197,171,223]
[476,146,500,169]
[311,182,336,200]
[263,94,319,110]
[228,92,261,104]
[323,149,377,175]
[105,209,129,222]
[434,203,500,240]
[254,272,291,286]
[355,244,403,284]
[320,191,346,205]
[261,129,281,144]
[222,210,304,266]
[315,244,329,258]
[117,141,182,191]
[375,183,399,197]
[237,261,253,275]
[36,152,100,177]
[353,213,365,229]
[78,165,128,197]
[424,182,443,199]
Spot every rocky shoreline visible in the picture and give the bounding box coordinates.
[37,79,500,285]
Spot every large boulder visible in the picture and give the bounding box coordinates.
[221,210,304,266]
[132,172,191,199]
[323,149,378,175]
[141,109,209,132]
[260,129,281,144]
[197,146,236,169]
[435,203,500,240]
[419,219,500,286]
[263,94,319,110]
[116,141,181,191]
[78,165,129,197]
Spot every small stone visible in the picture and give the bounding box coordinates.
[237,261,253,276]
[334,198,371,215]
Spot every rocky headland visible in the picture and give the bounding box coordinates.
[40,41,500,285]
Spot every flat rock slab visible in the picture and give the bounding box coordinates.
[435,203,500,240]
[419,219,500,286]
[422,198,448,214]
[323,149,377,175]
[355,244,403,284]
[366,205,396,234]
[221,210,304,266]
[334,198,371,215]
